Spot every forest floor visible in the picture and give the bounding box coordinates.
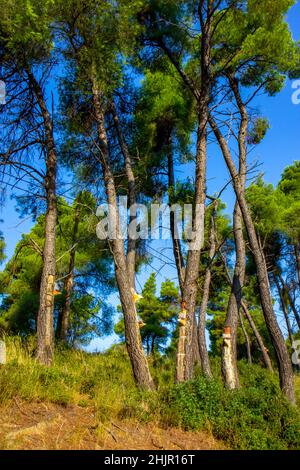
[0,339,299,450]
[0,401,225,450]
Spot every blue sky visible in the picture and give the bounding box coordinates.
[1,1,300,351]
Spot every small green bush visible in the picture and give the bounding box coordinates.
[160,365,300,450]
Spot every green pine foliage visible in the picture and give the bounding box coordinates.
[115,273,179,354]
[1,0,300,450]
[0,193,115,343]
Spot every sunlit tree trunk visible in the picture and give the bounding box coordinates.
[177,118,207,382]
[177,4,213,383]
[221,75,248,389]
[210,114,295,404]
[197,205,218,378]
[155,3,214,383]
[167,136,201,368]
[27,68,57,366]
[167,135,185,293]
[111,102,136,289]
[59,206,80,341]
[92,78,154,390]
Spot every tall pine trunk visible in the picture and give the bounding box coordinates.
[210,114,295,403]
[92,79,154,390]
[221,203,245,388]
[177,117,207,382]
[197,205,218,378]
[167,137,201,368]
[221,75,247,389]
[27,68,57,366]
[59,207,80,341]
[167,136,185,293]
[156,3,213,383]
[220,248,273,371]
[111,103,136,289]
[177,6,213,381]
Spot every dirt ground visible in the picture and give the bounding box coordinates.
[0,400,225,450]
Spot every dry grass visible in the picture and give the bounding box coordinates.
[0,401,224,450]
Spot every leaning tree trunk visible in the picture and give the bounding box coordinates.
[221,202,245,389]
[221,75,248,390]
[167,135,185,293]
[277,272,300,330]
[92,79,154,390]
[111,102,136,290]
[114,255,154,388]
[241,301,273,372]
[274,275,294,345]
[210,114,295,403]
[27,68,57,366]
[219,247,273,372]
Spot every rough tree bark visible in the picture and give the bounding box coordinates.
[58,206,80,341]
[274,275,294,345]
[154,2,213,383]
[221,201,245,388]
[26,68,57,366]
[92,79,154,390]
[221,75,248,389]
[277,272,300,330]
[177,2,213,383]
[209,114,295,403]
[197,203,218,378]
[220,247,273,371]
[241,301,273,372]
[167,136,201,367]
[167,135,185,293]
[177,118,207,382]
[111,102,136,289]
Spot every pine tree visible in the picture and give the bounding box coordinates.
[115,274,179,355]
[0,0,59,364]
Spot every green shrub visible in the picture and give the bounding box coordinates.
[160,366,300,450]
